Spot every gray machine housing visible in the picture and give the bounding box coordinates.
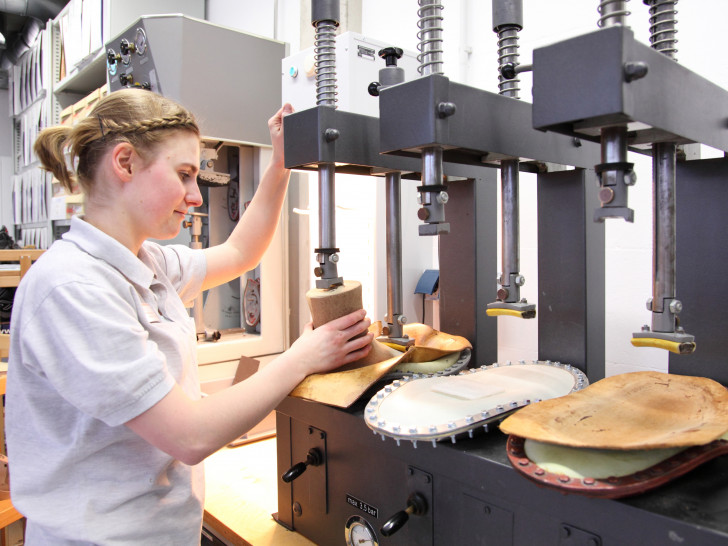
[106,14,286,146]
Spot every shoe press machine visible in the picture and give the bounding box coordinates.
[274,1,728,544]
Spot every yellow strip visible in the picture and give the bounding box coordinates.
[631,337,697,355]
[486,308,526,318]
[380,342,407,352]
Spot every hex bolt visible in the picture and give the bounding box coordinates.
[436,191,449,204]
[669,300,683,314]
[515,275,525,286]
[624,170,637,186]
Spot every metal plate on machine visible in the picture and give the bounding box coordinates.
[365,360,587,446]
[289,421,328,528]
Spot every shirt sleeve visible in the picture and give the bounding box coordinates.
[17,279,176,427]
[142,242,206,307]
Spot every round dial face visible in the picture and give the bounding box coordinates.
[134,28,147,55]
[345,516,378,546]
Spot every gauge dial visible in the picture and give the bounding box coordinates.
[345,516,378,546]
[134,28,147,55]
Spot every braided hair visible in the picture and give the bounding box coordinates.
[34,88,200,195]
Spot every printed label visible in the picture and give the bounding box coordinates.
[346,494,378,518]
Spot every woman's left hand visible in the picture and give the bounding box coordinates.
[269,103,294,169]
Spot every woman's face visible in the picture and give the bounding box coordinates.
[129,131,202,241]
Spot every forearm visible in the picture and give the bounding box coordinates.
[127,352,305,465]
[201,161,290,290]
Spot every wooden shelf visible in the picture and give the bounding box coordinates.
[0,499,23,529]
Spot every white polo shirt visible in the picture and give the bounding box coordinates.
[7,216,207,545]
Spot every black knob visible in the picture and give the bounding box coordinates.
[500,63,517,80]
[282,448,323,483]
[368,81,381,97]
[119,73,133,86]
[380,493,428,537]
[119,38,136,56]
[379,47,403,67]
[107,49,121,65]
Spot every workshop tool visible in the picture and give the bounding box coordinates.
[486,0,536,320]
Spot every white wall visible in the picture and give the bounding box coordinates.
[208,0,728,376]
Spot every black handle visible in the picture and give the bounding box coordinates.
[107,49,121,65]
[379,46,403,66]
[281,448,323,483]
[380,493,428,537]
[368,82,381,97]
[119,38,135,56]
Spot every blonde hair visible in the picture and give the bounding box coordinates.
[34,88,200,194]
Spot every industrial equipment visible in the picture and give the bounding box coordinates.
[275,1,728,544]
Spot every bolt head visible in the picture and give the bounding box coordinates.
[669,299,683,314]
[599,187,615,205]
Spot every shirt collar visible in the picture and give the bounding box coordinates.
[62,216,155,289]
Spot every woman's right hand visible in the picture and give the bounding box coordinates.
[288,309,374,376]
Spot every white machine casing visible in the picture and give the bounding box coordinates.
[282,31,419,116]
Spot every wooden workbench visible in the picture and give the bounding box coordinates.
[204,438,314,546]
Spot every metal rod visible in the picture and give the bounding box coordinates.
[318,163,336,250]
[417,0,444,76]
[500,159,520,302]
[601,125,628,166]
[598,0,631,28]
[496,26,521,98]
[385,172,404,338]
[645,0,678,60]
[651,147,677,330]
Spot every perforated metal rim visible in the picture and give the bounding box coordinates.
[364,360,588,446]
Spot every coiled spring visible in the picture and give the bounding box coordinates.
[417,1,444,76]
[314,20,338,107]
[647,0,678,60]
[597,0,630,28]
[497,26,520,98]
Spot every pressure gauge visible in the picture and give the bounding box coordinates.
[345,516,378,546]
[134,28,147,55]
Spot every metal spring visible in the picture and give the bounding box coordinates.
[497,25,520,98]
[417,1,444,76]
[647,0,678,60]
[314,20,338,106]
[597,0,631,28]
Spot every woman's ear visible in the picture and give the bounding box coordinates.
[110,142,136,181]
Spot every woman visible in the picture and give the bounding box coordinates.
[6,88,373,545]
